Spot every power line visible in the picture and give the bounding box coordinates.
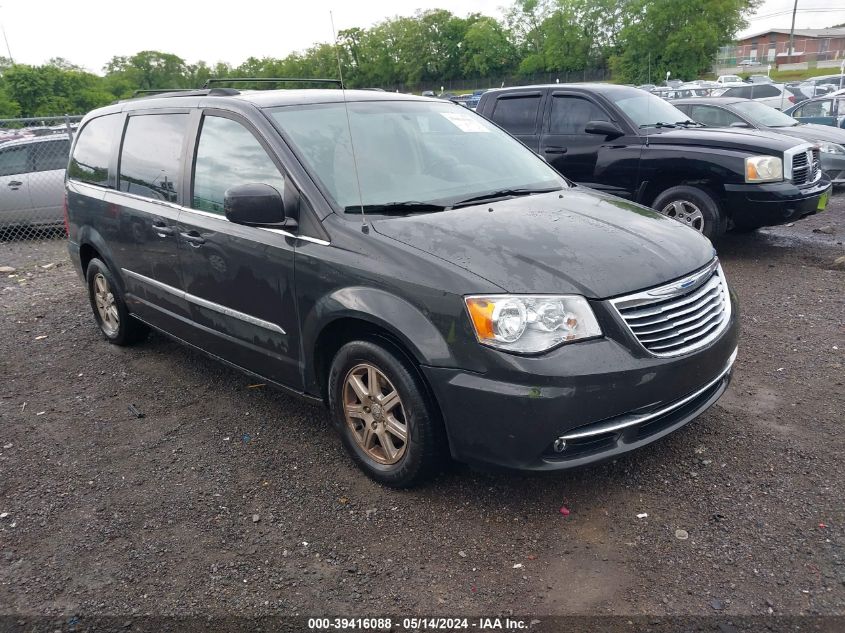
[749,7,845,21]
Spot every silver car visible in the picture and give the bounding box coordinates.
[0,134,70,232]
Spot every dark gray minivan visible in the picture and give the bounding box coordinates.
[66,88,739,487]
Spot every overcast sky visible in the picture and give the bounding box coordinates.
[1,0,843,73]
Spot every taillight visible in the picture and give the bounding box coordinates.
[788,95,795,103]
[62,191,69,237]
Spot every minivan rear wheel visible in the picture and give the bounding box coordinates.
[652,186,726,240]
[328,340,446,488]
[85,258,149,346]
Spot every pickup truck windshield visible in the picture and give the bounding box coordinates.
[269,100,564,213]
[609,91,692,128]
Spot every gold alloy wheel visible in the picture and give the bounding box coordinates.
[343,363,409,465]
[93,272,120,336]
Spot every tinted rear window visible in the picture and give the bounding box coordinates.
[750,84,780,98]
[68,114,121,186]
[119,114,188,203]
[723,86,751,99]
[0,144,29,177]
[490,95,541,134]
[32,138,70,172]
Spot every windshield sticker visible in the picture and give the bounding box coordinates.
[440,112,491,133]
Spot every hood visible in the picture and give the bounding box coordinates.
[762,123,845,145]
[645,126,804,154]
[371,190,715,299]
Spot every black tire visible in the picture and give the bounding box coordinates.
[652,185,727,240]
[85,258,149,346]
[328,339,447,488]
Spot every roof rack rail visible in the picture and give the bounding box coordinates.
[131,88,196,97]
[201,77,343,89]
[128,87,242,100]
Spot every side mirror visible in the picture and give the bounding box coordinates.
[584,120,624,139]
[729,121,751,128]
[224,183,296,229]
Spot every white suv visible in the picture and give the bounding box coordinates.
[713,83,796,110]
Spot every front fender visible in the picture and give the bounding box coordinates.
[301,286,459,393]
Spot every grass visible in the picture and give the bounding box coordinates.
[744,67,843,83]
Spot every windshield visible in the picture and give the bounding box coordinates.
[732,100,799,127]
[269,100,564,212]
[606,90,691,127]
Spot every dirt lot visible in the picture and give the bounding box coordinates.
[1,198,843,621]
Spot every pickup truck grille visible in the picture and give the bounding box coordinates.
[610,262,731,358]
[792,148,821,186]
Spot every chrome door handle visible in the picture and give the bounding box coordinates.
[180,231,206,246]
[151,221,175,236]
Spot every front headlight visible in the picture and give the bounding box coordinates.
[465,295,602,354]
[818,141,845,155]
[745,155,783,183]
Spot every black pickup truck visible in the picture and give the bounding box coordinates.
[476,84,832,238]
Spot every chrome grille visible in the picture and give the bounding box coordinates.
[791,148,821,186]
[792,151,809,185]
[610,261,731,357]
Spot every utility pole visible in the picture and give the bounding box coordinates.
[787,0,798,60]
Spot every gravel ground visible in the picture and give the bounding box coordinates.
[0,198,843,620]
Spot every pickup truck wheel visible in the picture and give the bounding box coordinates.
[652,186,726,240]
[85,258,149,346]
[328,340,447,488]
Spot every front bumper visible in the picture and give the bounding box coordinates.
[723,179,831,229]
[422,307,739,471]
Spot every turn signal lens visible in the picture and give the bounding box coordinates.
[465,295,602,354]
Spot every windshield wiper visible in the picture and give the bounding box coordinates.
[675,120,705,127]
[344,201,446,215]
[639,122,678,129]
[449,186,562,208]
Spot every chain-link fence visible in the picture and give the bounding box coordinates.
[0,115,81,241]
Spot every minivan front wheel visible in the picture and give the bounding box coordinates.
[328,340,446,487]
[652,186,726,240]
[85,258,149,346]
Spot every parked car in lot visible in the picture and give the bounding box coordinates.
[787,81,838,102]
[794,74,845,94]
[716,75,743,85]
[784,93,845,128]
[476,83,831,237]
[653,86,709,100]
[738,58,762,67]
[465,89,487,110]
[66,87,739,487]
[672,97,845,185]
[712,83,796,109]
[0,134,70,231]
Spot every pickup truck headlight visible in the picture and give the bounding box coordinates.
[745,155,783,183]
[818,141,845,155]
[465,295,602,353]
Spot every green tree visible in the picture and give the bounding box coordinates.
[3,64,112,116]
[461,17,515,77]
[103,50,190,93]
[610,0,760,83]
